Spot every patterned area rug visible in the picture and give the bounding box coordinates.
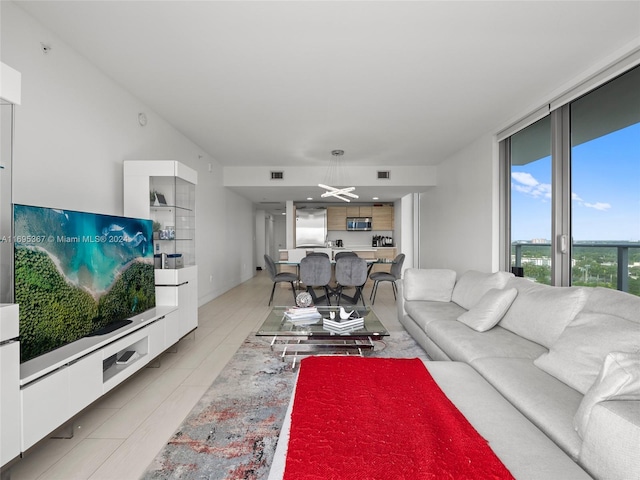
[142,331,428,480]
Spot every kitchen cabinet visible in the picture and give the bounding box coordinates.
[358,206,373,217]
[346,206,373,217]
[327,206,347,231]
[372,205,394,230]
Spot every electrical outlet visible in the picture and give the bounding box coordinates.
[209,275,213,283]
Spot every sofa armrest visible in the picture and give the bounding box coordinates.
[402,268,457,302]
[578,400,640,480]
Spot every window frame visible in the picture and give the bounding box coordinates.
[500,58,640,288]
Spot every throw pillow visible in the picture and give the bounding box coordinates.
[499,279,587,348]
[574,351,640,438]
[402,269,457,303]
[457,288,518,332]
[451,270,514,310]
[534,311,640,394]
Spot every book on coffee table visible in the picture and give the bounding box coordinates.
[284,307,322,323]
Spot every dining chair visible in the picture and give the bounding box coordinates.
[334,251,357,261]
[264,254,297,306]
[369,253,405,304]
[299,254,332,305]
[335,255,368,307]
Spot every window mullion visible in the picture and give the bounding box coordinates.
[550,107,571,286]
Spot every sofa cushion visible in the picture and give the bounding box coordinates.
[402,268,457,302]
[499,278,587,348]
[471,357,583,460]
[425,362,592,480]
[451,270,514,310]
[581,286,640,321]
[427,321,547,363]
[534,310,640,394]
[574,351,640,438]
[404,300,466,331]
[458,288,518,332]
[579,400,640,480]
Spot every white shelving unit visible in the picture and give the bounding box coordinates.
[123,160,198,345]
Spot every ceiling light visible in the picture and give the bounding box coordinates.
[306,197,313,200]
[318,150,358,203]
[372,197,379,200]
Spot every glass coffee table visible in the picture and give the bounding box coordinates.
[257,305,389,367]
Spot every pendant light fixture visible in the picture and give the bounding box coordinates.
[318,150,359,202]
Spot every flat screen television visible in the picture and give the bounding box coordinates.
[13,204,156,363]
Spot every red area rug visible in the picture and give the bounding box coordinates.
[284,357,514,480]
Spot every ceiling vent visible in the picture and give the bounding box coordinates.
[377,171,391,179]
[270,171,284,180]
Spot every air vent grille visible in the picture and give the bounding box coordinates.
[377,171,391,179]
[270,171,284,180]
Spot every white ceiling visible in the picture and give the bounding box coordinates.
[13,0,640,207]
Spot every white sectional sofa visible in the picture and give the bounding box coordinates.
[398,269,640,480]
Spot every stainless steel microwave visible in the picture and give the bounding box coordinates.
[346,217,372,231]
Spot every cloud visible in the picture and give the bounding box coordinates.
[511,172,551,199]
[514,171,613,212]
[584,202,612,211]
[512,172,538,187]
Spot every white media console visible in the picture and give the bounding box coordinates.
[18,265,197,453]
[0,255,198,467]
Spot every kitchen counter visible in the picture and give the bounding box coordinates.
[278,247,396,261]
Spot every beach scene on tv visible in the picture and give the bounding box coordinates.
[14,205,156,363]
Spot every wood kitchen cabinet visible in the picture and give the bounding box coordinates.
[327,206,347,231]
[359,206,373,216]
[372,205,394,230]
[346,206,373,217]
[346,206,359,217]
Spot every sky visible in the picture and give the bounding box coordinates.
[511,122,640,242]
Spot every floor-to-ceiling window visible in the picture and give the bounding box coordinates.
[509,116,552,284]
[570,67,640,294]
[502,65,639,296]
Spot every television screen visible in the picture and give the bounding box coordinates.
[14,204,156,363]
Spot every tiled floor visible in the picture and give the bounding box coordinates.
[3,271,403,480]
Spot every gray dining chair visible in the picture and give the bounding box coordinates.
[334,251,357,261]
[335,255,368,307]
[264,254,297,306]
[299,254,332,305]
[369,253,405,304]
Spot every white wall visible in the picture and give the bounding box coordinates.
[420,133,498,275]
[2,2,255,305]
[398,194,414,270]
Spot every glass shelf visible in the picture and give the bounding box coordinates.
[150,176,195,268]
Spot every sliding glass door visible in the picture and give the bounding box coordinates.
[570,67,640,294]
[509,116,552,284]
[503,65,639,295]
